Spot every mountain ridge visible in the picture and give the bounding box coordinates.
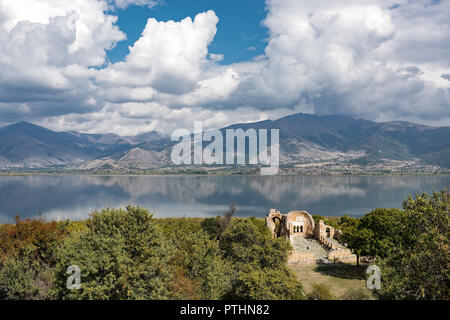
[0,114,449,170]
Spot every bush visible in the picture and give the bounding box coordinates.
[0,257,39,300]
[341,287,373,300]
[232,265,305,300]
[0,216,68,264]
[157,217,203,236]
[0,217,69,300]
[308,283,333,300]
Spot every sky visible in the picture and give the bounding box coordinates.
[0,0,449,135]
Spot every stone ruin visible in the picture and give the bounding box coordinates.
[266,209,356,265]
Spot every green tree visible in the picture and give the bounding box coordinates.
[358,208,405,258]
[219,218,304,300]
[53,206,174,300]
[169,228,231,299]
[340,209,405,267]
[378,190,449,300]
[340,215,370,267]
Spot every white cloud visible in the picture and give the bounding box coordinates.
[97,10,219,94]
[0,0,125,122]
[0,0,125,66]
[0,0,449,133]
[228,0,450,123]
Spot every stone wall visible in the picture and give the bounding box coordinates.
[288,251,318,265]
[266,209,288,239]
[328,249,357,264]
[314,220,335,239]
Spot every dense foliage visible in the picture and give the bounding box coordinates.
[338,189,449,300]
[219,218,304,299]
[0,217,69,299]
[0,189,448,300]
[339,208,405,266]
[53,206,174,299]
[0,206,302,300]
[377,190,449,300]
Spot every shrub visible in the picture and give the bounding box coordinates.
[232,265,305,300]
[0,256,39,300]
[0,217,69,300]
[341,287,373,300]
[308,283,333,300]
[0,216,68,264]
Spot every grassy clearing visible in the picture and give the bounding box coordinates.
[289,263,375,300]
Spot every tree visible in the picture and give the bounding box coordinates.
[169,228,231,299]
[53,206,174,299]
[219,218,290,269]
[340,209,405,267]
[232,264,305,300]
[219,218,304,299]
[340,215,369,267]
[378,190,449,300]
[358,208,405,258]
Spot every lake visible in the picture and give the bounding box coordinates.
[0,175,448,223]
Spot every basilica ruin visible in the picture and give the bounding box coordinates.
[266,209,356,264]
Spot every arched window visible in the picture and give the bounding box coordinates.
[300,225,303,233]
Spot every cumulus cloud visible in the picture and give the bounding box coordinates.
[0,0,449,134]
[248,0,449,119]
[0,0,124,122]
[0,0,125,66]
[96,10,219,95]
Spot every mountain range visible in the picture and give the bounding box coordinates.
[0,113,449,170]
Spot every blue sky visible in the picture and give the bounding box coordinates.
[107,0,268,65]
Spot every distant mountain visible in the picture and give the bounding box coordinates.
[0,121,164,168]
[0,114,448,170]
[223,114,450,167]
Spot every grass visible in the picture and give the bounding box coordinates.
[289,263,375,300]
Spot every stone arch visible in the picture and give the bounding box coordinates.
[266,209,286,239]
[286,210,315,238]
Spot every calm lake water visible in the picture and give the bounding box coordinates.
[0,175,448,223]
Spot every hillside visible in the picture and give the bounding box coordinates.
[0,114,448,170]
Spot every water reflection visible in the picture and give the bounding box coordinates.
[0,175,448,223]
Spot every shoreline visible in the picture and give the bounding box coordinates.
[0,170,449,177]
